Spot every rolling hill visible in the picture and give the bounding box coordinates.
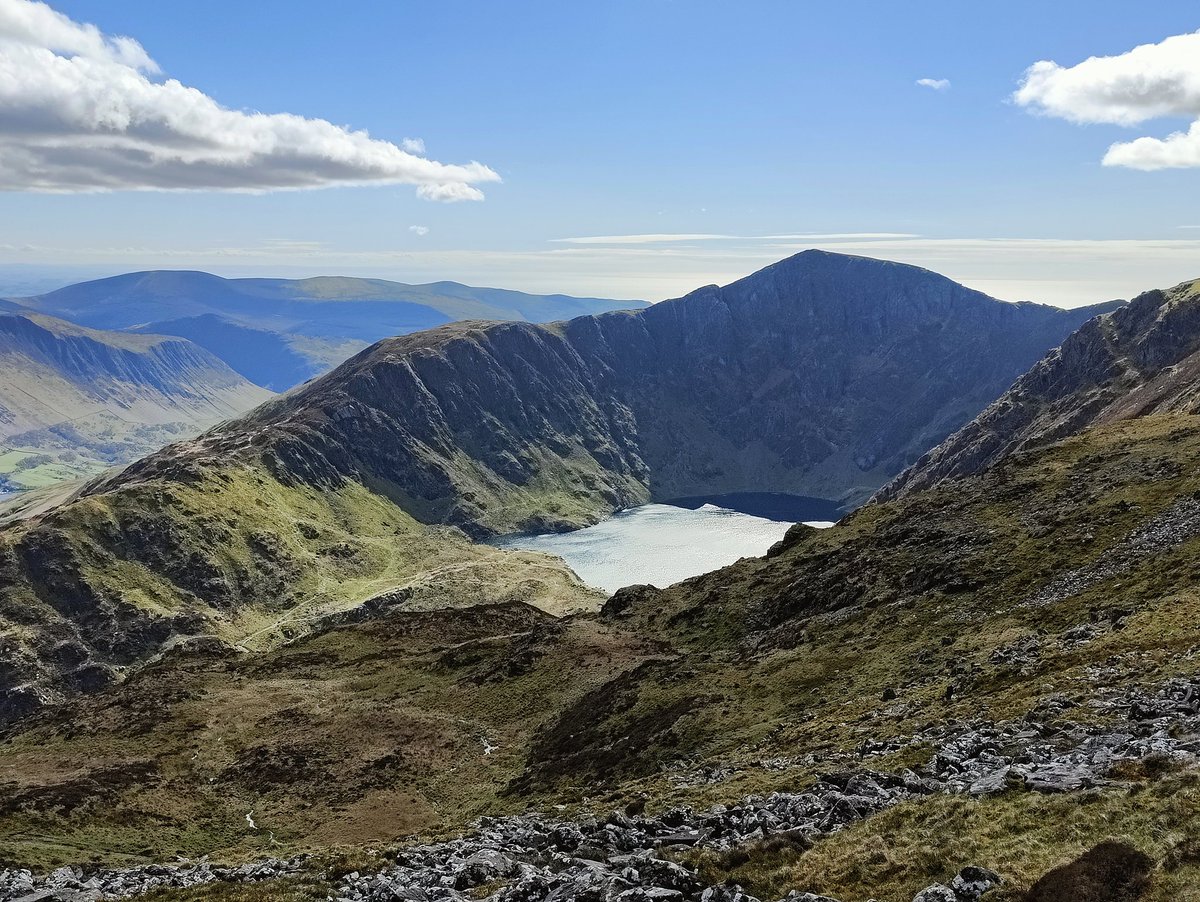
[0,311,271,493]
[11,271,648,390]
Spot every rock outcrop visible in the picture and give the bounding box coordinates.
[879,277,1200,501]
[8,666,1191,900]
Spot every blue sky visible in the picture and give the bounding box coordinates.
[2,0,1200,305]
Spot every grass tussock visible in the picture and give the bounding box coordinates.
[140,877,331,902]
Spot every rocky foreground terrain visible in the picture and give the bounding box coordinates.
[4,671,1193,901]
[5,258,1200,901]
[4,406,1200,898]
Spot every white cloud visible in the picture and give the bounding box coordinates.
[409,225,429,236]
[401,137,425,154]
[0,0,500,198]
[416,182,486,202]
[1102,121,1200,170]
[1014,32,1200,125]
[261,239,324,253]
[1014,30,1200,169]
[0,0,156,70]
[916,78,950,91]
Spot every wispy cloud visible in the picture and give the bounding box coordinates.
[260,239,325,253]
[401,138,426,154]
[0,0,500,198]
[916,78,951,91]
[759,233,919,241]
[1014,30,1200,169]
[551,233,737,245]
[550,232,917,245]
[409,225,429,236]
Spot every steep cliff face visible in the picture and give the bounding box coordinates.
[108,320,653,539]
[170,250,1115,537]
[879,278,1200,501]
[565,252,1120,504]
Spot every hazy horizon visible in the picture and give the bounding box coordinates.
[1,1,1198,308]
[0,246,1181,311]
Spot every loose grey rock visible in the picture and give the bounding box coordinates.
[912,886,957,902]
[951,865,1002,900]
[5,675,1198,902]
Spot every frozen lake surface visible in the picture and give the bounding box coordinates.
[491,493,839,594]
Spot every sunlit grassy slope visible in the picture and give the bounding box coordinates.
[0,452,602,719]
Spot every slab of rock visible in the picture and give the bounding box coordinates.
[951,865,1002,900]
[912,886,957,902]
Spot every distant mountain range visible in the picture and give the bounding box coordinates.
[0,311,270,494]
[9,271,648,390]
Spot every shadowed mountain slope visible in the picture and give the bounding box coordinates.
[879,277,1200,501]
[128,314,318,392]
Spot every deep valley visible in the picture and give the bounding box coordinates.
[1,253,1198,901]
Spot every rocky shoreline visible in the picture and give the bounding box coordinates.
[4,675,1197,902]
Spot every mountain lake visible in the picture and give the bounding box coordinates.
[490,492,841,594]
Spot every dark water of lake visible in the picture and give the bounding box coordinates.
[490,493,841,594]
